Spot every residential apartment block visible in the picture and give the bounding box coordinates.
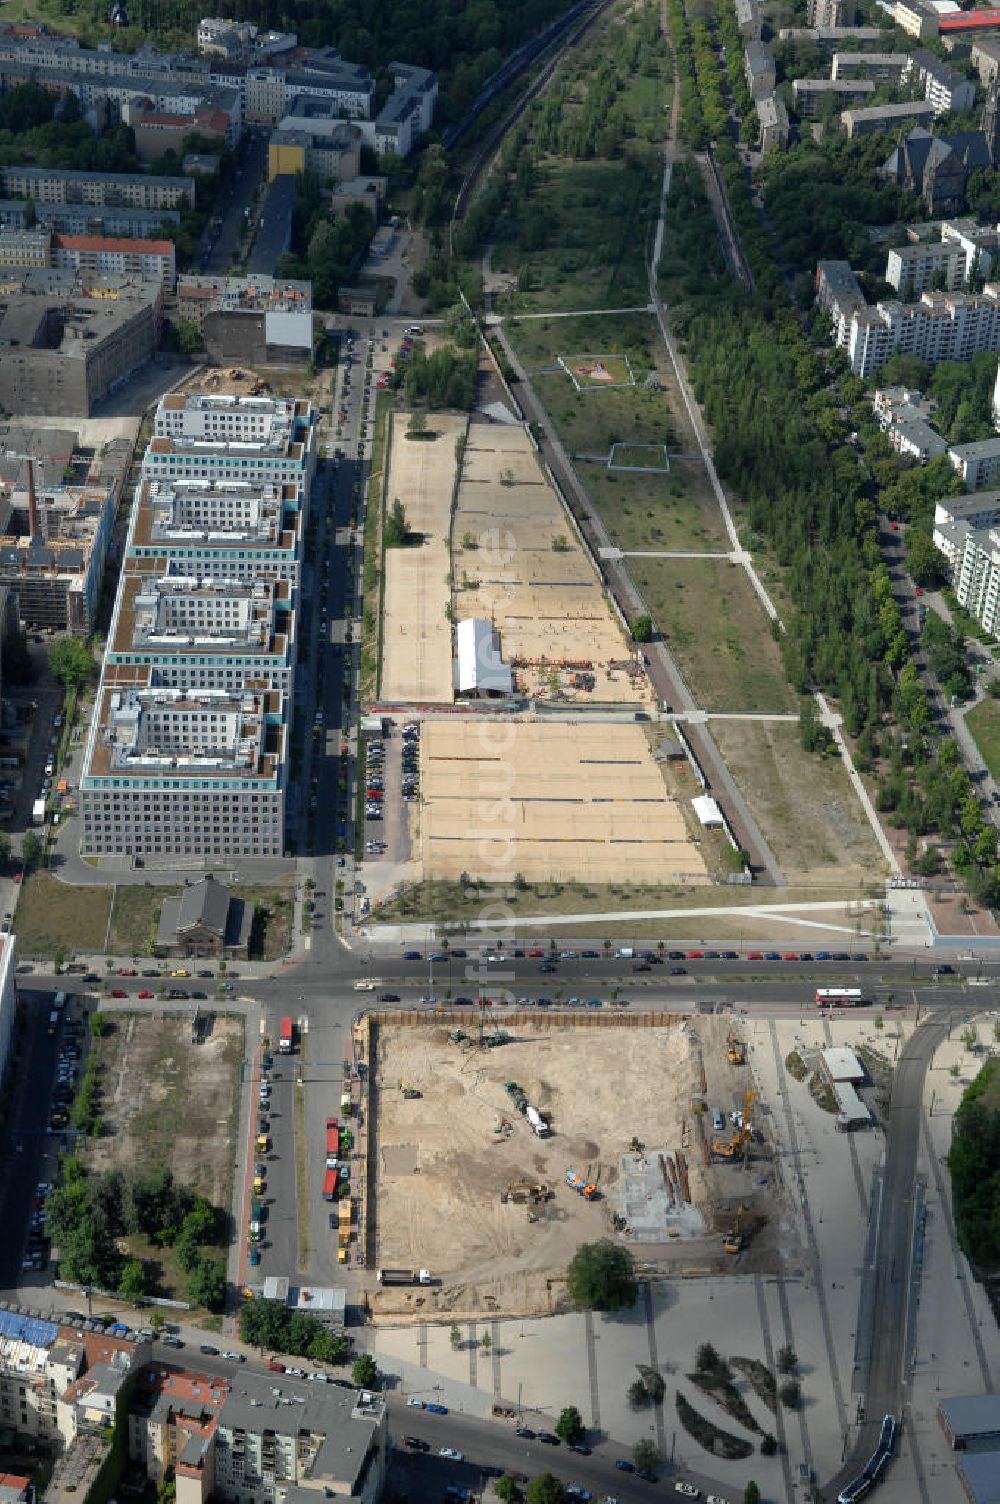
[757,91,791,149]
[177,276,313,365]
[268,104,362,184]
[815,259,867,342]
[0,200,180,238]
[936,508,1000,629]
[884,219,1000,294]
[0,269,161,417]
[0,935,15,1109]
[904,48,977,115]
[949,435,1000,488]
[777,26,883,54]
[130,1363,385,1504]
[871,384,949,459]
[933,488,1000,573]
[745,40,777,100]
[0,1308,144,1447]
[0,165,195,211]
[972,35,1000,88]
[0,470,115,630]
[144,393,316,495]
[80,392,314,861]
[831,51,910,80]
[735,0,761,39]
[793,76,875,115]
[844,285,1000,377]
[126,476,304,587]
[808,0,856,25]
[841,98,936,135]
[52,233,176,291]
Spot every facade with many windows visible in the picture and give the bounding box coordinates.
[80,392,313,861]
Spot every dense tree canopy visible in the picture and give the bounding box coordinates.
[949,1060,1000,1263]
[566,1240,638,1311]
[238,1297,350,1362]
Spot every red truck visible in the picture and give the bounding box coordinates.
[278,1015,294,1054]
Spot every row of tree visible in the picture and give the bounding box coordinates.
[948,1059,1000,1264]
[238,1297,350,1363]
[46,1160,227,1309]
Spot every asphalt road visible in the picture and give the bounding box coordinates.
[200,130,269,276]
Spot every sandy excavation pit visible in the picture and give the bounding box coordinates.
[372,1019,713,1316]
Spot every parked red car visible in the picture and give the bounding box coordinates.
[267,1359,285,1372]
[111,988,127,998]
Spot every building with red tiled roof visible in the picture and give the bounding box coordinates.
[132,104,228,164]
[52,232,175,291]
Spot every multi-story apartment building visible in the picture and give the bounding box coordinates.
[0,472,115,630]
[0,200,181,238]
[130,1364,385,1504]
[894,0,941,42]
[815,259,867,342]
[972,36,1000,88]
[144,394,317,495]
[841,97,936,134]
[735,0,761,40]
[933,488,1000,572]
[0,934,15,1104]
[104,573,295,693]
[176,276,313,365]
[0,229,51,270]
[808,0,855,25]
[52,233,176,291]
[793,75,875,115]
[79,683,287,860]
[371,62,438,156]
[831,52,910,81]
[0,1309,143,1447]
[745,40,777,100]
[905,48,977,116]
[778,25,882,53]
[949,436,1000,489]
[80,391,312,861]
[126,476,304,586]
[844,285,1000,376]
[0,166,195,211]
[757,91,791,149]
[0,271,162,418]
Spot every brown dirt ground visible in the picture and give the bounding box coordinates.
[370,1016,784,1317]
[86,1013,243,1209]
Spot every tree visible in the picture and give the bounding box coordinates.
[119,1258,147,1300]
[632,1439,661,1475]
[760,1433,778,1455]
[696,1342,722,1373]
[779,1378,802,1408]
[351,1354,380,1389]
[450,1323,461,1349]
[494,1477,520,1503]
[556,1405,585,1445]
[904,529,947,589]
[384,498,411,547]
[186,1255,226,1311]
[20,831,44,869]
[565,1240,637,1311]
[526,1474,565,1504]
[628,1378,651,1408]
[631,613,653,643]
[776,1343,797,1373]
[744,1484,761,1504]
[0,831,10,866]
[49,636,94,692]
[175,318,204,356]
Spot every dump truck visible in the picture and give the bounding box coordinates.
[526,1105,550,1137]
[377,1268,432,1286]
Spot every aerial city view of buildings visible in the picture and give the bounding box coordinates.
[1,4,1000,1504]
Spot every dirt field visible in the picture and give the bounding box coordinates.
[711,722,888,887]
[87,1012,243,1210]
[418,719,709,885]
[373,1019,706,1312]
[454,421,650,705]
[381,412,468,703]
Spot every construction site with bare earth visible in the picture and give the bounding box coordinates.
[367,1012,787,1320]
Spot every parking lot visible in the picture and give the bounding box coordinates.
[361,722,418,881]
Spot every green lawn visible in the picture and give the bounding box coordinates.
[15,872,111,959]
[628,556,796,713]
[109,884,166,957]
[507,313,659,370]
[532,371,676,454]
[586,465,730,553]
[966,699,1000,782]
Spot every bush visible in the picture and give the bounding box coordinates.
[556,1405,585,1445]
[779,1379,802,1409]
[760,1433,778,1456]
[629,1378,651,1409]
[776,1343,797,1373]
[351,1354,380,1389]
[696,1342,722,1373]
[632,1439,661,1475]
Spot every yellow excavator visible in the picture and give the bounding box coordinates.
[710,1088,757,1158]
[723,1203,745,1254]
